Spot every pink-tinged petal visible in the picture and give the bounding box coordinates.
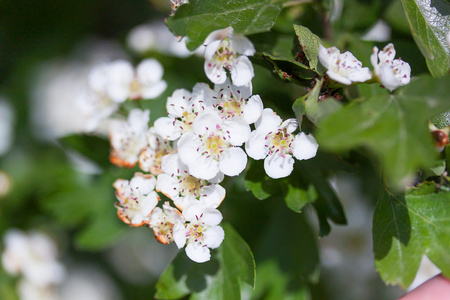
[189,154,220,180]
[153,117,181,141]
[141,80,167,99]
[192,111,222,136]
[219,147,247,177]
[230,56,254,87]
[255,108,282,135]
[264,152,295,179]
[204,59,227,85]
[222,117,250,146]
[203,226,225,249]
[242,95,263,124]
[185,243,211,263]
[245,131,269,160]
[167,89,192,117]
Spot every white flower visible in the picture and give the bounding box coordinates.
[18,279,59,300]
[156,153,226,211]
[203,27,255,86]
[90,59,167,103]
[153,83,215,141]
[1,229,65,287]
[127,22,191,58]
[214,79,263,124]
[113,173,159,226]
[139,127,174,175]
[371,43,411,92]
[177,110,249,180]
[319,45,372,85]
[245,108,319,179]
[109,109,149,168]
[149,202,185,244]
[173,203,225,263]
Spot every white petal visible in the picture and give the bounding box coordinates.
[185,243,211,263]
[167,89,191,117]
[173,227,187,249]
[219,147,247,177]
[161,152,182,175]
[177,132,202,166]
[230,56,254,87]
[280,118,298,134]
[204,40,222,60]
[203,226,225,249]
[255,108,281,135]
[137,58,164,84]
[153,117,181,141]
[200,184,226,208]
[189,154,220,180]
[292,132,319,160]
[264,152,295,179]
[326,70,352,85]
[222,117,250,146]
[141,80,167,99]
[245,131,269,160]
[156,174,179,199]
[242,95,263,124]
[192,111,222,136]
[204,60,227,85]
[230,33,255,56]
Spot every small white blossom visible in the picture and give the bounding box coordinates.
[213,79,263,124]
[139,127,174,175]
[203,27,255,86]
[113,173,159,226]
[154,83,215,141]
[109,109,149,168]
[90,59,167,103]
[173,203,225,263]
[177,110,249,180]
[371,43,411,92]
[319,45,372,85]
[1,229,65,288]
[246,108,319,179]
[149,202,185,244]
[170,0,189,12]
[127,22,191,57]
[156,153,226,211]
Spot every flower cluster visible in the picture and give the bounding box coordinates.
[319,43,411,91]
[1,229,65,300]
[109,26,319,263]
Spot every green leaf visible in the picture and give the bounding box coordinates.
[253,52,317,85]
[166,0,283,51]
[245,160,276,200]
[373,184,450,288]
[155,223,255,299]
[293,24,324,74]
[401,0,450,77]
[285,184,317,213]
[317,75,450,188]
[292,77,342,127]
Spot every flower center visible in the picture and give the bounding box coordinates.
[268,129,294,157]
[179,175,205,198]
[204,133,227,158]
[129,79,142,100]
[179,111,197,132]
[214,39,237,69]
[186,223,205,243]
[154,217,175,242]
[220,97,243,118]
